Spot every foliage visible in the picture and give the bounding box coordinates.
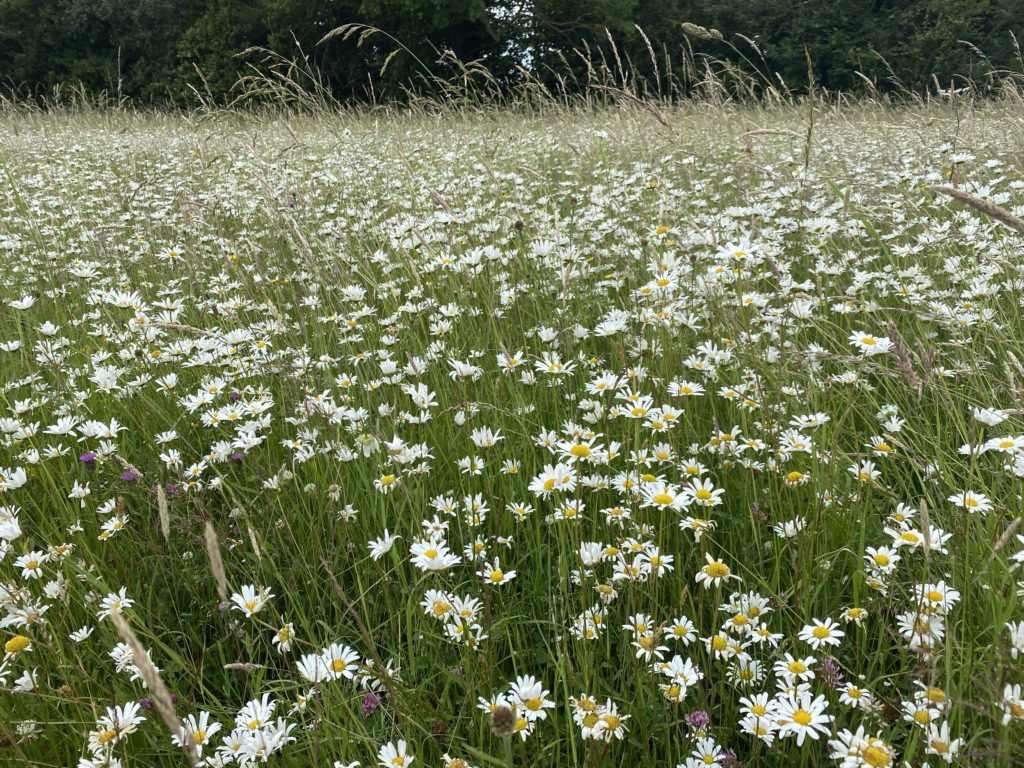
[0,0,1022,104]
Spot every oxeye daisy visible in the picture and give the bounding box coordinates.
[695,553,737,588]
[478,558,516,585]
[377,739,414,767]
[410,537,461,571]
[775,693,832,745]
[1003,683,1024,724]
[595,699,630,741]
[14,551,47,580]
[642,483,686,511]
[320,643,361,680]
[373,473,400,493]
[838,681,873,708]
[925,721,962,762]
[848,330,892,356]
[230,585,273,618]
[774,653,816,683]
[947,489,992,514]
[272,623,295,653]
[798,617,844,649]
[684,477,725,507]
[828,726,895,768]
[509,675,554,721]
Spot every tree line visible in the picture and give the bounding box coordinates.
[1,0,1022,105]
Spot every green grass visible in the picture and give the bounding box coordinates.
[0,99,1023,767]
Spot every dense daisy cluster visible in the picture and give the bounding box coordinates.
[1,105,1024,766]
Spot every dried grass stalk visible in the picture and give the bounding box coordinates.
[156,484,170,541]
[929,185,1024,234]
[204,520,228,604]
[992,518,1023,560]
[109,611,197,763]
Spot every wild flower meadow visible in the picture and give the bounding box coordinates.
[1,103,1024,767]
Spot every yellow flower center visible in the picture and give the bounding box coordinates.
[812,626,830,639]
[569,444,591,458]
[863,745,890,766]
[792,709,812,725]
[926,688,946,704]
[380,474,395,486]
[788,661,807,674]
[704,562,729,579]
[4,635,30,654]
[489,569,504,582]
[543,478,556,491]
[695,489,712,501]
[652,493,674,506]
[423,549,438,559]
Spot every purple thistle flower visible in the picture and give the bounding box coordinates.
[819,655,843,688]
[362,691,382,716]
[79,451,97,469]
[121,469,139,483]
[230,452,244,464]
[685,710,710,730]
